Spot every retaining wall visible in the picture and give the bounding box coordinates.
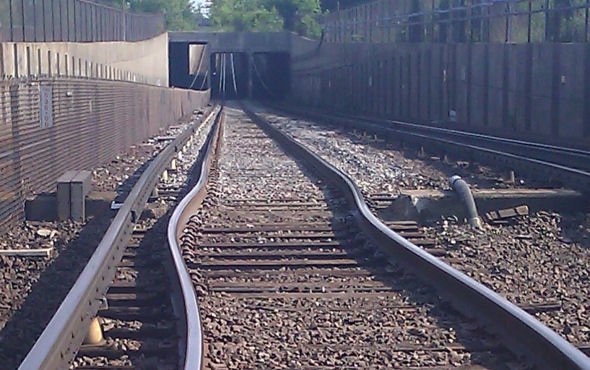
[290,41,590,149]
[0,78,209,229]
[1,33,170,85]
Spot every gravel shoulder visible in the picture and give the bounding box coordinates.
[252,104,590,347]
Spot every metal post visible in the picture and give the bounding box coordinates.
[51,0,56,41]
[586,0,589,42]
[73,0,76,42]
[545,0,551,41]
[431,0,435,42]
[42,0,47,41]
[65,0,70,41]
[467,1,472,41]
[58,0,63,41]
[504,1,510,43]
[21,0,25,41]
[527,0,533,44]
[9,0,14,41]
[33,0,37,41]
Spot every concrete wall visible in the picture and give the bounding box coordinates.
[170,32,292,53]
[289,40,590,149]
[0,78,208,230]
[1,33,169,86]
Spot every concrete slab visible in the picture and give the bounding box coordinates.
[70,171,92,222]
[56,170,78,221]
[26,190,116,222]
[382,188,585,222]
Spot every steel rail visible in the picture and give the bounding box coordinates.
[271,105,590,190]
[384,120,590,172]
[167,108,224,370]
[242,104,590,370]
[18,107,219,370]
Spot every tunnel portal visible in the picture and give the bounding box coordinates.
[168,33,292,100]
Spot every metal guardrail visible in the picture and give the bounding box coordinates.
[323,0,590,43]
[18,107,218,370]
[243,104,590,369]
[0,0,165,42]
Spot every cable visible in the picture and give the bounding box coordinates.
[222,53,226,101]
[199,69,209,90]
[251,55,277,99]
[230,53,238,97]
[188,44,206,90]
[217,53,222,98]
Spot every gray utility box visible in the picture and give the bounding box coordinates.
[57,170,92,222]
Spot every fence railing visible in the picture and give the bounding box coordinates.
[323,0,590,43]
[0,0,165,42]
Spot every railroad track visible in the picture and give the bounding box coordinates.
[173,105,588,369]
[72,215,180,370]
[15,104,590,369]
[181,107,520,368]
[271,104,590,190]
[255,103,590,354]
[17,107,222,370]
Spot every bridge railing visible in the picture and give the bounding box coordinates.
[323,0,590,44]
[0,0,165,42]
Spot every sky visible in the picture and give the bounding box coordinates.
[191,0,207,7]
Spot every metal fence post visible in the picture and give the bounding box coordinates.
[545,0,551,41]
[21,0,25,41]
[9,0,14,41]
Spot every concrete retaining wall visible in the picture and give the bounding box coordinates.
[1,33,170,86]
[290,40,590,149]
[0,78,209,230]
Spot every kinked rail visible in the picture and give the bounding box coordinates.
[18,107,222,370]
[242,104,590,370]
[166,108,224,370]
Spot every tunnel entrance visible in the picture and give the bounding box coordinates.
[210,52,249,100]
[169,40,291,100]
[169,42,210,90]
[252,52,290,100]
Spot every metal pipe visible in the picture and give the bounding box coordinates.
[449,175,482,229]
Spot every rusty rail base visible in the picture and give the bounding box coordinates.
[167,108,224,370]
[241,104,590,370]
[17,107,220,370]
[272,104,590,193]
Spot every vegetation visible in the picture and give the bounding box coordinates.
[95,0,201,31]
[208,0,323,37]
[95,0,323,36]
[131,0,202,31]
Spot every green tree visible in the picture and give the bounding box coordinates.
[209,0,322,37]
[130,0,201,31]
[210,0,284,32]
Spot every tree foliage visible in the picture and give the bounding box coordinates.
[130,0,201,31]
[210,0,284,32]
[209,0,322,37]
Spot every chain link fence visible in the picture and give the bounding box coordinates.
[324,0,590,43]
[0,0,165,42]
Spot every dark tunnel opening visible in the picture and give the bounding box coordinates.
[252,52,290,100]
[210,52,249,100]
[169,42,210,90]
[169,42,291,101]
